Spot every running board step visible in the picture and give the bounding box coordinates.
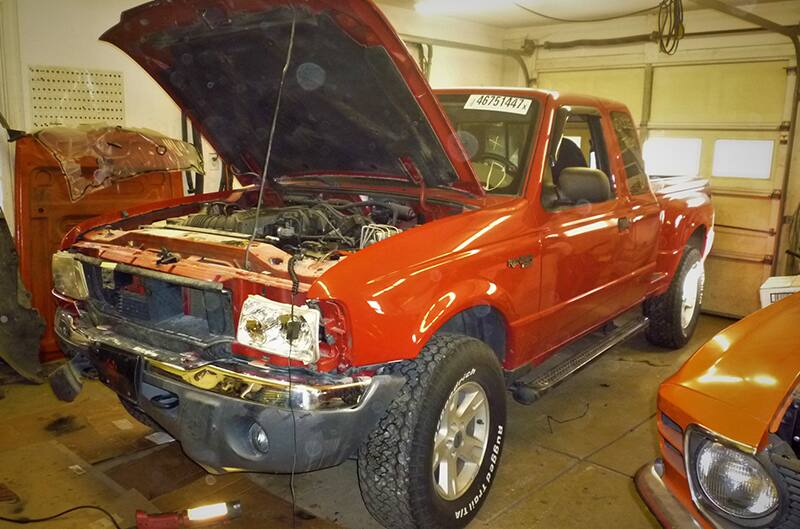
[512,317,649,405]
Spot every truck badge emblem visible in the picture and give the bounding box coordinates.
[507,255,533,269]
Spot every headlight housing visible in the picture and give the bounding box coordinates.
[52,252,89,301]
[236,295,320,364]
[688,428,780,525]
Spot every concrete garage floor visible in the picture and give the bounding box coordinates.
[0,315,731,529]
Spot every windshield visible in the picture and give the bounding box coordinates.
[437,94,539,195]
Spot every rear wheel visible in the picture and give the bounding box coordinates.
[644,247,705,349]
[357,334,506,529]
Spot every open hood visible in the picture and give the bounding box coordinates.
[101,0,483,195]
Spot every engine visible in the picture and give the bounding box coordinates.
[169,197,416,253]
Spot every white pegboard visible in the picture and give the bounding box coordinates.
[29,66,124,128]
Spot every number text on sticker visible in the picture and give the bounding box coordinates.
[464,95,532,116]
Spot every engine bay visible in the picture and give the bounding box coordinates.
[165,196,420,258]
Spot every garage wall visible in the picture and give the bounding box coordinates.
[0,0,507,231]
[502,1,800,317]
[377,4,507,87]
[0,0,21,232]
[1,0,507,133]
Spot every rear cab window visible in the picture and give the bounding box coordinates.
[611,111,651,194]
[437,94,540,196]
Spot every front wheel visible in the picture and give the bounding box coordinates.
[357,334,506,529]
[644,247,705,349]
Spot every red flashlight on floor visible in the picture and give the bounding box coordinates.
[135,501,242,529]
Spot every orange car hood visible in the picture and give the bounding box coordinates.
[665,293,800,447]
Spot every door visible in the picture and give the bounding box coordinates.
[537,106,630,354]
[609,110,661,305]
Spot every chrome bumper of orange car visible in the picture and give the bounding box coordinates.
[635,460,705,529]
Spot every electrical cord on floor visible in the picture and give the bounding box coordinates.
[0,505,124,529]
[287,251,301,529]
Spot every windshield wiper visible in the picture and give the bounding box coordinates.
[277,175,342,188]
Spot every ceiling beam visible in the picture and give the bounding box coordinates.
[691,0,797,37]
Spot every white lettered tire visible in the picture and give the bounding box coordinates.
[357,333,506,529]
[644,247,705,349]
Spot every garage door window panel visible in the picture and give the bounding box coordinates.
[643,137,702,178]
[712,139,774,180]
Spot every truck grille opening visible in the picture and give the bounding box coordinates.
[778,397,800,459]
[82,263,234,340]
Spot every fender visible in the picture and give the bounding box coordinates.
[413,280,514,360]
[308,202,536,367]
[653,188,714,293]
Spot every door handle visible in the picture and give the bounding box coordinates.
[617,217,631,231]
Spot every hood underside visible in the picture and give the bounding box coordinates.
[101,0,482,195]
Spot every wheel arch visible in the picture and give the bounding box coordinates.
[655,216,713,292]
[433,305,509,365]
[687,224,708,255]
[411,279,514,367]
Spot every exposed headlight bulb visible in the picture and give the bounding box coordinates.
[237,295,320,364]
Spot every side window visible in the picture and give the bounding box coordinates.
[611,111,650,194]
[559,114,612,180]
[542,109,615,211]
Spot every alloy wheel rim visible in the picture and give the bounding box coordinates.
[432,381,490,501]
[681,261,705,330]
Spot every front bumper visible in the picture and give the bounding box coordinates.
[54,307,404,474]
[635,460,705,529]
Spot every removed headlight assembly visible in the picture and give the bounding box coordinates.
[686,426,781,527]
[52,252,89,301]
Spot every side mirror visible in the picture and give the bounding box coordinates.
[558,167,611,204]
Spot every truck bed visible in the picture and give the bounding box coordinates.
[650,175,710,196]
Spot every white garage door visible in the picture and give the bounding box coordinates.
[539,60,792,317]
[538,67,646,124]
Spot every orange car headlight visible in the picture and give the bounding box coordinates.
[695,441,778,519]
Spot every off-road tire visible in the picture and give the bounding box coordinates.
[357,333,506,529]
[118,396,162,431]
[644,247,704,349]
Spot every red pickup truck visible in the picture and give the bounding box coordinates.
[46,1,714,528]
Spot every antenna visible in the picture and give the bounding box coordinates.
[244,10,297,271]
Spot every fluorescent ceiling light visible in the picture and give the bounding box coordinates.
[415,0,516,16]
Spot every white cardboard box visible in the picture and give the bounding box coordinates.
[760,276,800,308]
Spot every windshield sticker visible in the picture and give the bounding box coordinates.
[464,95,532,115]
